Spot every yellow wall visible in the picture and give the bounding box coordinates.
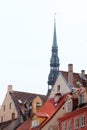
[32,96,42,113]
[32,115,46,126]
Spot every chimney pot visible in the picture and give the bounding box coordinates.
[68,64,73,72]
[81,70,85,75]
[8,85,13,92]
[68,64,73,86]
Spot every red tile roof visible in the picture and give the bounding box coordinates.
[30,93,68,130]
[34,112,49,118]
[61,71,87,88]
[16,118,31,130]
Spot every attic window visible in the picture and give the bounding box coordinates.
[3,105,5,111]
[18,99,22,104]
[36,102,41,107]
[9,103,12,109]
[57,85,60,92]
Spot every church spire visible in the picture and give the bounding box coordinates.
[53,14,57,48]
[47,15,60,95]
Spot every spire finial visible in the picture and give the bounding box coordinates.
[54,13,56,25]
[53,13,57,48]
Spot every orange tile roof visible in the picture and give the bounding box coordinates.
[16,118,31,130]
[30,93,68,130]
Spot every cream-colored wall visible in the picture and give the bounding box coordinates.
[49,73,71,98]
[0,92,18,123]
[41,103,66,130]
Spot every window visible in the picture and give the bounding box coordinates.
[1,116,3,122]
[32,119,39,128]
[12,113,15,120]
[74,118,79,129]
[57,85,60,92]
[62,122,66,130]
[3,105,5,111]
[67,120,72,130]
[66,100,72,112]
[80,115,85,127]
[79,94,85,104]
[9,103,12,109]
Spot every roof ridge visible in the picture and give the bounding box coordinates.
[13,90,47,96]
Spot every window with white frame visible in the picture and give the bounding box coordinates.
[67,120,72,130]
[32,118,39,128]
[62,122,66,130]
[79,94,85,104]
[80,115,85,128]
[74,118,79,129]
[66,100,72,112]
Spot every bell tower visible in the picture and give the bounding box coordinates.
[47,15,60,95]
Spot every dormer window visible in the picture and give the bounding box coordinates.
[32,118,39,128]
[36,102,41,107]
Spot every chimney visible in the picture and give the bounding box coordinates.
[68,64,73,86]
[81,70,85,77]
[8,85,13,93]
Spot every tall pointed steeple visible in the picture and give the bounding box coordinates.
[47,14,60,95]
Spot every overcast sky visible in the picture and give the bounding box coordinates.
[0,0,87,105]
